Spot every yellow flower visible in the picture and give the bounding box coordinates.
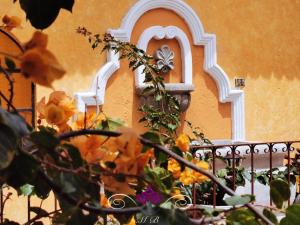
[24,31,48,50]
[44,103,66,125]
[125,217,136,225]
[37,91,75,127]
[179,160,210,185]
[100,194,110,208]
[20,31,66,87]
[192,159,209,183]
[102,175,136,196]
[175,134,190,152]
[73,112,105,129]
[171,188,184,200]
[168,158,181,179]
[21,47,65,87]
[70,135,115,164]
[179,169,195,186]
[2,15,21,31]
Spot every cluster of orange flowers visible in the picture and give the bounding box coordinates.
[71,127,154,195]
[2,15,66,88]
[168,134,210,186]
[37,91,154,196]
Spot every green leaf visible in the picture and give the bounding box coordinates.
[6,154,38,189]
[62,144,83,168]
[142,131,162,145]
[227,208,260,225]
[224,195,254,206]
[263,208,278,225]
[19,184,34,196]
[4,57,16,71]
[30,129,59,150]
[270,179,290,209]
[280,204,300,225]
[65,208,98,225]
[0,107,29,136]
[0,124,17,170]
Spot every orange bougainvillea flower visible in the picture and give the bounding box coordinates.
[175,134,190,152]
[70,135,118,164]
[102,175,136,196]
[20,47,65,87]
[73,112,105,129]
[168,158,181,179]
[24,31,48,50]
[179,169,195,186]
[2,15,21,31]
[179,159,209,185]
[192,159,209,183]
[19,31,66,87]
[125,217,136,225]
[100,193,110,208]
[37,91,75,127]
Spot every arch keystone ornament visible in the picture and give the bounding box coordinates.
[75,0,245,141]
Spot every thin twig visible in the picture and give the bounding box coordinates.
[0,67,14,111]
[23,209,61,225]
[57,129,274,225]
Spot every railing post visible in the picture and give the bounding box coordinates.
[212,147,216,208]
[231,146,237,190]
[287,142,292,206]
[250,144,255,196]
[268,143,274,206]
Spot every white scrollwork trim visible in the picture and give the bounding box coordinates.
[107,194,138,209]
[75,0,245,141]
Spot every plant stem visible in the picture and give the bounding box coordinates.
[0,66,14,111]
[57,129,274,225]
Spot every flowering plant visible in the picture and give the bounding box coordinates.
[0,1,298,225]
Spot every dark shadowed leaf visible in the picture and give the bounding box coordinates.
[30,207,48,217]
[227,208,260,225]
[2,220,20,225]
[30,129,59,150]
[19,0,74,29]
[138,204,191,225]
[263,208,278,224]
[270,179,290,209]
[0,124,17,170]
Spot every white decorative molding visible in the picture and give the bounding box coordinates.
[75,0,245,141]
[135,25,194,91]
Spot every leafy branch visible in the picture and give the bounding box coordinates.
[77,27,181,144]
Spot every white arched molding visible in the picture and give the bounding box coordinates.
[136,25,194,92]
[75,0,245,141]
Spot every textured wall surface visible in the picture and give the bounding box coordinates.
[1,0,300,140]
[1,0,300,223]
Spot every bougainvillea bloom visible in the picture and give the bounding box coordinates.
[37,91,75,128]
[175,134,190,152]
[136,186,163,205]
[2,15,21,31]
[168,158,181,179]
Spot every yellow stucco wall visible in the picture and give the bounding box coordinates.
[1,0,300,139]
[1,0,300,223]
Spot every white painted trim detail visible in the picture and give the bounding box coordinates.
[136,25,194,91]
[75,0,245,141]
